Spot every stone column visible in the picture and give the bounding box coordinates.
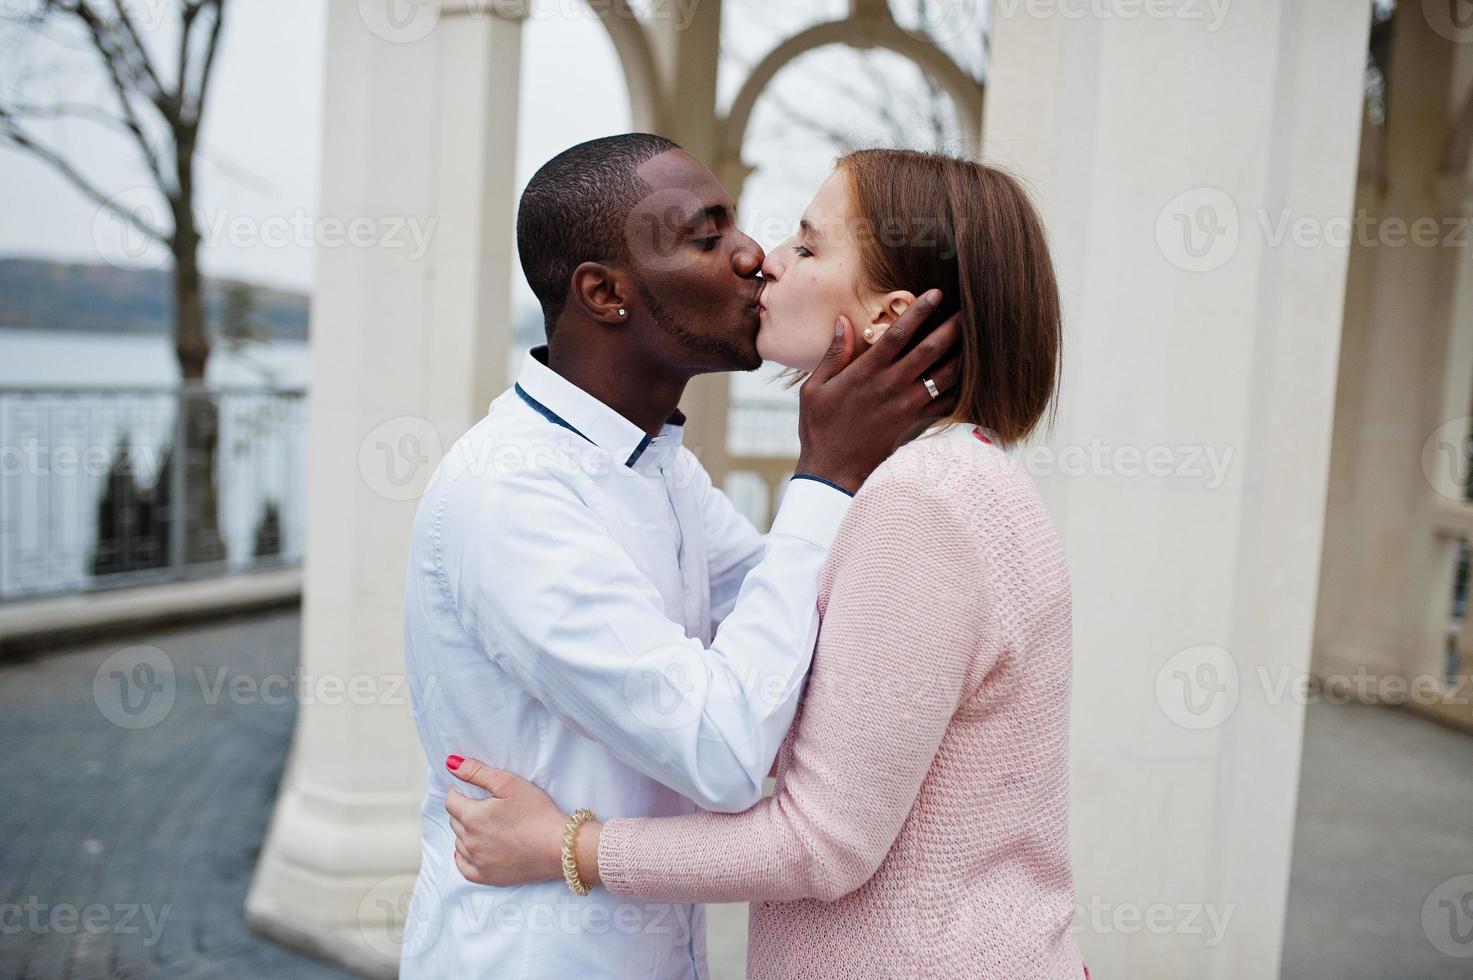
[645,0,733,484]
[984,2,1367,977]
[245,2,526,975]
[1312,8,1473,707]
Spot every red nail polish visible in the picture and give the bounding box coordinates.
[446,754,464,771]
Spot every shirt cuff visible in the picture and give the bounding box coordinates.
[769,474,854,550]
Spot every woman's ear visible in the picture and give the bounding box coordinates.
[862,290,917,344]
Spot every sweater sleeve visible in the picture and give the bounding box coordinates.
[597,474,996,903]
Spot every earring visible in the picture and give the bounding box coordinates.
[618,308,626,317]
[863,327,875,341]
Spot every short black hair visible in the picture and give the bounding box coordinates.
[516,133,681,337]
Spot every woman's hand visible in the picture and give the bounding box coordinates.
[444,755,570,887]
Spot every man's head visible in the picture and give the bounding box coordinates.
[516,134,765,375]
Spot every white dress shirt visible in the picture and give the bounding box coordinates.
[400,347,852,979]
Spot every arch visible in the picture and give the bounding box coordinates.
[719,17,985,168]
[588,0,664,133]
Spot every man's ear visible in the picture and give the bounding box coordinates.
[864,290,916,344]
[570,261,630,324]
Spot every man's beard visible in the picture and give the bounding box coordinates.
[638,281,761,371]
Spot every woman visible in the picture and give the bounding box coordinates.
[446,149,1081,978]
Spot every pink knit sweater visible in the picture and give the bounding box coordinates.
[597,423,1081,979]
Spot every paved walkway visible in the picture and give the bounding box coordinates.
[1282,691,1473,979]
[2,609,1469,978]
[0,610,352,979]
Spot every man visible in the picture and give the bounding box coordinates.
[401,133,958,978]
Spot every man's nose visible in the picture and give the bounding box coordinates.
[734,238,764,279]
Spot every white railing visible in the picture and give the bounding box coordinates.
[0,383,307,601]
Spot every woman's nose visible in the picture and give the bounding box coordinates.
[760,249,783,281]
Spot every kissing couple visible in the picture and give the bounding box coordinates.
[399,133,1083,979]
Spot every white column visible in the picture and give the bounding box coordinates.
[645,0,733,483]
[246,2,525,975]
[984,3,1366,978]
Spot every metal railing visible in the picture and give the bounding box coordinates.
[1,383,307,602]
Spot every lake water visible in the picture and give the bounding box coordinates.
[0,329,798,598]
[0,328,312,387]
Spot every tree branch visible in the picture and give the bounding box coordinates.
[0,108,170,243]
[51,2,174,194]
[758,87,859,152]
[100,0,169,107]
[185,0,225,125]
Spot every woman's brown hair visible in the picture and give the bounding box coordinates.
[837,148,1061,445]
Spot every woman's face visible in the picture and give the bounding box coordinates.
[756,170,914,372]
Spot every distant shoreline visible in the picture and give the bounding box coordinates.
[0,257,310,342]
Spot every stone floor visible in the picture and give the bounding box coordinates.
[1,609,1469,978]
[1281,691,1473,979]
[0,610,353,979]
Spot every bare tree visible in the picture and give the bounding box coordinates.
[1,0,229,563]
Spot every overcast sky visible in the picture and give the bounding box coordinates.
[0,0,984,298]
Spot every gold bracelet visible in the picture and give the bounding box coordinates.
[561,808,596,896]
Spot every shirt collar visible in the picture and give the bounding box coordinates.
[512,346,684,469]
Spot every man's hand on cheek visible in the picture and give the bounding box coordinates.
[794,289,963,494]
